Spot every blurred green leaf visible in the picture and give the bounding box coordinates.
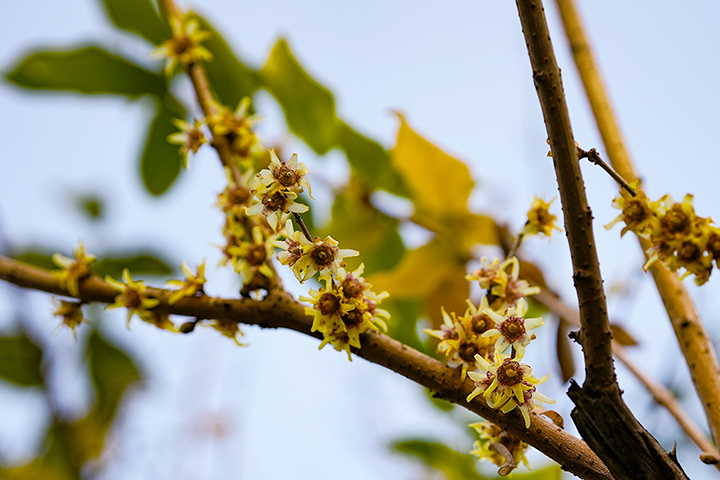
[86,330,141,427]
[13,250,56,271]
[5,46,166,98]
[0,334,43,387]
[98,0,169,44]
[392,439,488,480]
[93,253,173,278]
[323,181,405,274]
[73,194,104,221]
[261,38,338,154]
[141,99,184,195]
[426,388,455,412]
[194,15,261,107]
[392,113,474,221]
[336,122,408,197]
[383,298,426,354]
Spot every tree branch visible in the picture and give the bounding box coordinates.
[0,255,612,480]
[553,0,720,450]
[515,1,688,477]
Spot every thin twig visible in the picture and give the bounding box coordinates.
[554,0,720,449]
[578,147,636,197]
[0,255,612,480]
[293,212,313,242]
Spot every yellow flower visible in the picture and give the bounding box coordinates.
[53,299,84,337]
[300,277,355,334]
[52,241,96,297]
[206,318,245,346]
[217,167,254,217]
[469,421,530,474]
[207,97,260,160]
[139,310,177,332]
[469,257,539,310]
[168,118,207,168]
[521,195,561,238]
[605,183,659,238]
[226,226,276,286]
[424,297,498,380]
[481,298,543,359]
[166,261,207,305]
[467,353,553,428]
[152,13,212,74]
[253,149,312,198]
[105,269,161,327]
[245,189,308,231]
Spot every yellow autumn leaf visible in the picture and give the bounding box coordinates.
[391,113,474,220]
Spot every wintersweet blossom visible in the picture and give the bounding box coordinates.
[167,118,207,168]
[521,195,561,238]
[481,298,543,358]
[207,98,260,160]
[300,277,355,334]
[52,241,96,297]
[166,261,207,305]
[152,13,212,74]
[469,421,530,474]
[53,299,84,336]
[467,353,553,428]
[105,269,161,328]
[467,256,540,309]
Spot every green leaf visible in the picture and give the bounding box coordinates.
[322,180,405,274]
[93,253,174,278]
[73,194,104,221]
[425,388,455,412]
[13,250,56,271]
[392,439,488,480]
[86,330,141,427]
[0,334,43,387]
[392,113,474,220]
[6,46,166,98]
[193,15,261,107]
[98,0,169,44]
[336,122,408,196]
[260,38,339,154]
[141,98,184,195]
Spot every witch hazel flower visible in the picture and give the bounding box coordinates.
[482,298,543,358]
[467,352,554,428]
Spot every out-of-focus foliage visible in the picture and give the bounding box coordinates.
[0,329,142,479]
[0,333,43,387]
[12,248,174,278]
[392,438,562,480]
[98,0,169,44]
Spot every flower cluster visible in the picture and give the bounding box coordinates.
[207,98,261,162]
[469,421,530,475]
[153,12,212,74]
[467,352,554,428]
[521,195,561,238]
[607,187,719,285]
[245,149,311,231]
[300,264,389,360]
[424,297,499,379]
[466,256,540,310]
[52,241,96,297]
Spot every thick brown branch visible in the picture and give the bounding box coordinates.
[515,1,689,478]
[536,289,720,467]
[0,255,611,480]
[554,0,720,449]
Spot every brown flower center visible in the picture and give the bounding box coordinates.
[341,276,364,298]
[262,191,288,212]
[458,340,478,363]
[342,308,364,328]
[497,360,524,387]
[499,316,525,342]
[662,206,690,235]
[318,293,341,316]
[471,313,495,334]
[311,244,336,267]
[275,164,299,187]
[245,244,267,266]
